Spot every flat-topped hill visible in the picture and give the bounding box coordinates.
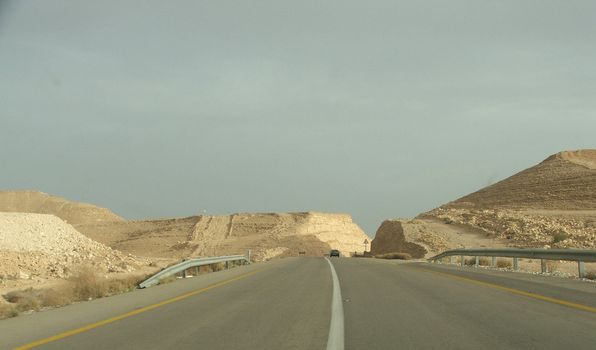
[77,212,370,260]
[0,191,123,225]
[443,150,596,210]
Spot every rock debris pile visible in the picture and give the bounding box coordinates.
[0,213,140,283]
[429,208,596,248]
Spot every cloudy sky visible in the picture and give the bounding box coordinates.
[1,1,595,235]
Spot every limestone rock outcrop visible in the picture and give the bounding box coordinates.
[370,220,427,258]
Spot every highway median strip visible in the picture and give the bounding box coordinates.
[14,268,265,350]
[417,266,596,314]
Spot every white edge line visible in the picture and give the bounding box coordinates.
[325,257,345,350]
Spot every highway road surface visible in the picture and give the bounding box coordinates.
[1,257,595,350]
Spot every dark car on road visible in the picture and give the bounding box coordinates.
[329,249,340,257]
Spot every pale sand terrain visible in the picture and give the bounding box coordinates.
[373,150,596,258]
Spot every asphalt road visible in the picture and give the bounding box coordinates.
[1,257,595,350]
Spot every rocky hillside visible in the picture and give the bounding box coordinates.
[370,150,596,257]
[370,218,507,258]
[441,150,596,210]
[420,150,596,249]
[0,191,123,225]
[77,212,369,261]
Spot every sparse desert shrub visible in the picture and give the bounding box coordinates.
[68,266,109,300]
[4,288,42,312]
[497,259,512,268]
[211,262,226,272]
[465,257,490,266]
[105,275,141,294]
[585,270,596,280]
[0,303,18,319]
[158,275,177,285]
[1,272,147,319]
[552,231,569,243]
[39,287,72,307]
[546,261,559,273]
[3,289,28,303]
[69,269,145,299]
[3,286,73,312]
[375,252,412,260]
[199,265,212,273]
[4,289,38,309]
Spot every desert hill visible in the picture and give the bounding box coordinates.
[0,190,369,261]
[372,150,596,257]
[1,191,370,295]
[442,150,596,210]
[0,191,123,225]
[76,212,369,261]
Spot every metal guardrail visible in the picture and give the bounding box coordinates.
[139,251,251,288]
[428,248,596,278]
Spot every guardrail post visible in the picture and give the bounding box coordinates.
[513,257,519,271]
[578,261,586,278]
[226,261,229,270]
[247,249,251,264]
[182,269,187,278]
[491,256,496,267]
[541,259,547,274]
[460,255,465,267]
[448,256,453,264]
[474,256,479,267]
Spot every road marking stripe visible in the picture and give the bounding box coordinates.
[325,258,345,350]
[418,267,596,313]
[14,268,265,350]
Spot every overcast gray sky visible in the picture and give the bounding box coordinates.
[1,1,595,235]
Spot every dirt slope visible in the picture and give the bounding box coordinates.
[0,191,123,225]
[76,217,202,259]
[77,212,369,260]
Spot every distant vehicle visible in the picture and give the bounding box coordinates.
[329,249,340,257]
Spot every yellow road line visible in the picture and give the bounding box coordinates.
[14,268,265,350]
[417,267,596,313]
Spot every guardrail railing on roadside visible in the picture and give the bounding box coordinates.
[428,248,596,278]
[139,250,251,288]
